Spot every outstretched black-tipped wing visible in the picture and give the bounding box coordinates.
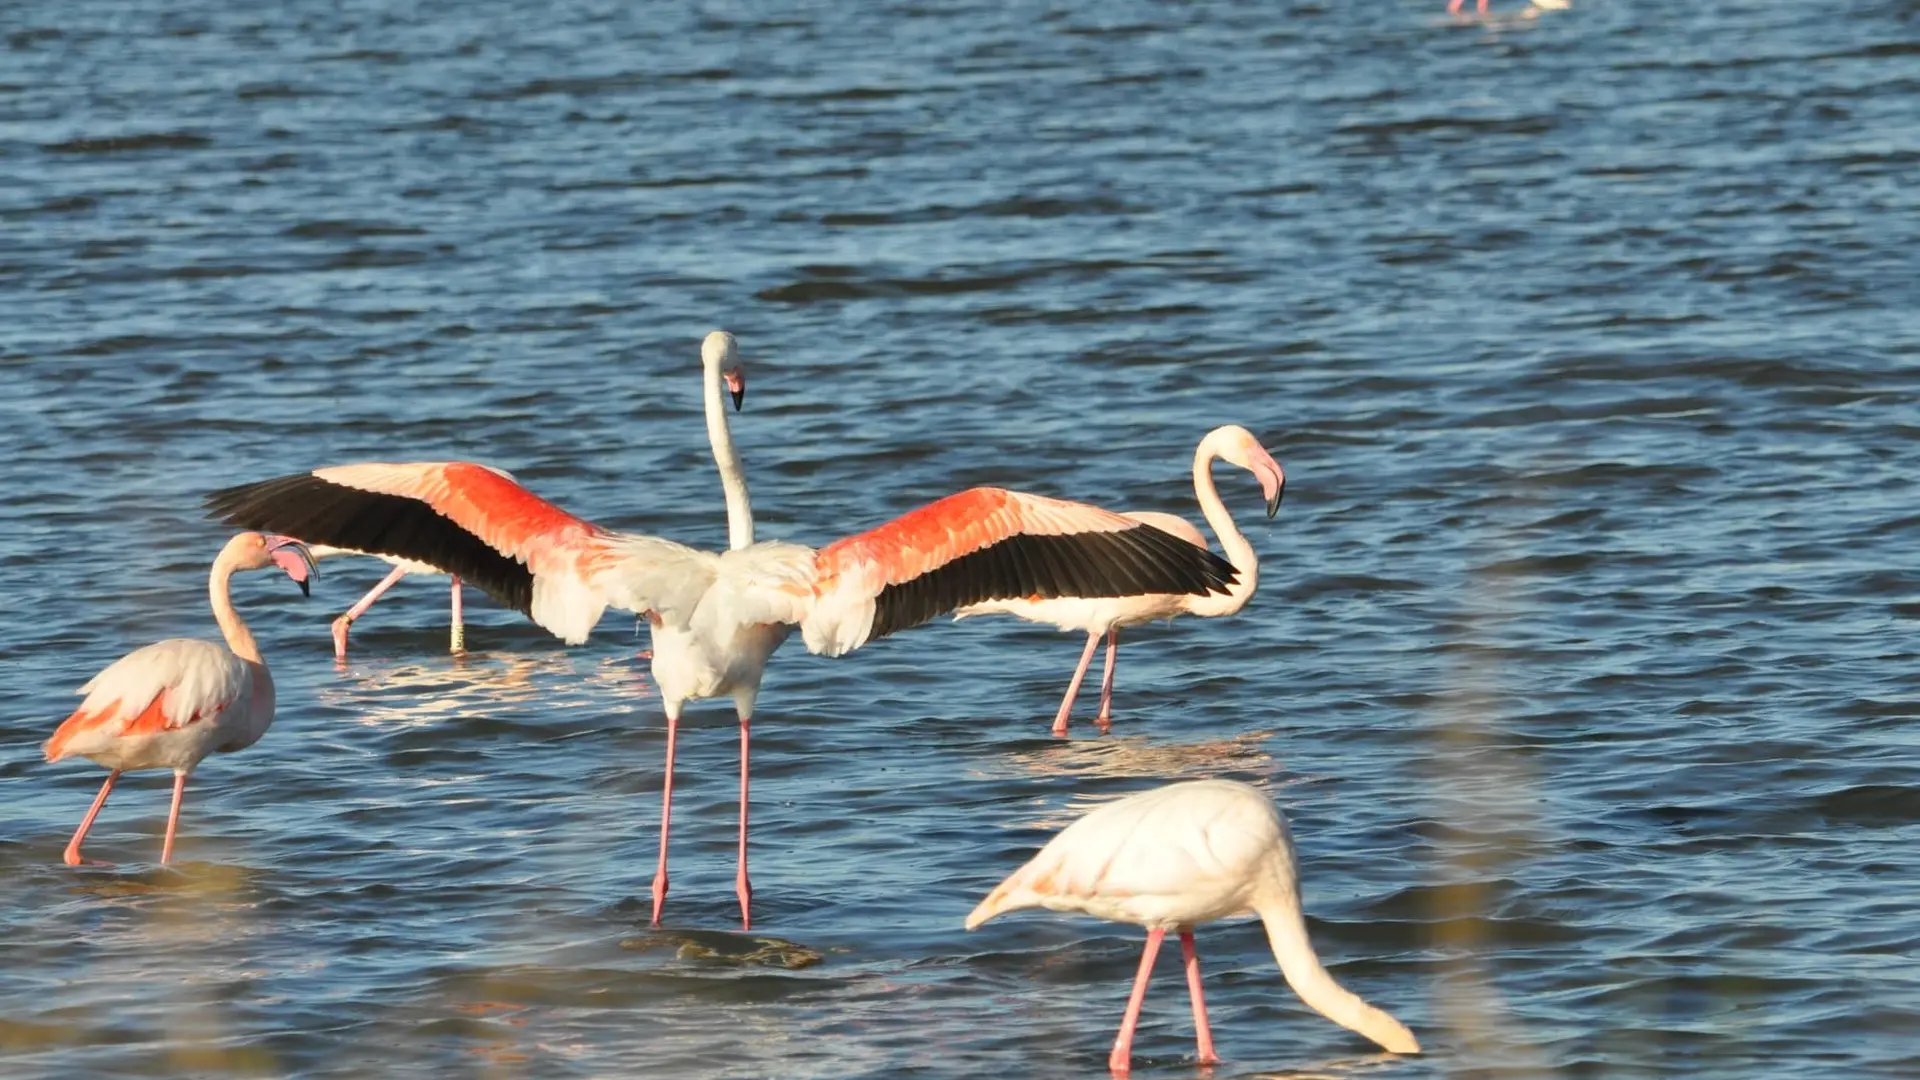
[799,487,1238,656]
[866,522,1231,642]
[204,467,537,616]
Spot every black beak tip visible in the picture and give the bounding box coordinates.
[297,579,311,597]
[1266,492,1282,519]
[731,388,745,411]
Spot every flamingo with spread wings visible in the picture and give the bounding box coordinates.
[43,532,316,866]
[955,424,1283,736]
[203,331,1237,929]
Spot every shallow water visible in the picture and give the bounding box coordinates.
[3,0,1918,1076]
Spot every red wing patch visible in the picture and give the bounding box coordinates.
[439,463,599,550]
[120,689,229,737]
[43,689,221,761]
[814,488,1020,589]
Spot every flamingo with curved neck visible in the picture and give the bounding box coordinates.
[43,532,315,866]
[956,424,1284,735]
[967,779,1421,1071]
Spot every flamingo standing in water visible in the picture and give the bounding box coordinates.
[281,463,530,660]
[203,331,1237,930]
[1447,0,1569,16]
[967,779,1421,1072]
[301,551,460,660]
[302,470,518,661]
[42,532,317,866]
[955,425,1283,736]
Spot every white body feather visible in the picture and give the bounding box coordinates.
[968,779,1421,1056]
[54,639,270,772]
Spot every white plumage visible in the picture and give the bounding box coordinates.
[955,425,1285,735]
[55,639,261,772]
[42,532,314,866]
[968,779,1420,1069]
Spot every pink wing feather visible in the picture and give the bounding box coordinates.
[800,488,1235,656]
[311,462,604,576]
[44,639,250,762]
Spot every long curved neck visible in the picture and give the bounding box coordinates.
[704,364,755,550]
[209,553,262,665]
[1189,438,1258,617]
[1254,877,1420,1054]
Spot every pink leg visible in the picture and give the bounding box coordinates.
[651,706,680,926]
[1052,632,1102,737]
[1181,931,1219,1065]
[1110,927,1165,1074]
[1095,628,1119,729]
[62,769,121,866]
[449,575,465,653]
[332,565,409,660]
[737,713,753,930]
[159,771,188,865]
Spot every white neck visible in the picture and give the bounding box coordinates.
[1188,433,1258,618]
[209,550,262,665]
[1254,875,1421,1054]
[704,361,755,550]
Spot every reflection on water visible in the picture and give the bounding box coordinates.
[317,653,655,730]
[985,729,1285,828]
[621,929,829,970]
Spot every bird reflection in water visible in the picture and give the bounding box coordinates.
[314,653,656,730]
[63,861,291,1073]
[986,729,1287,829]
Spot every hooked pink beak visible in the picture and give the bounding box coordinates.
[723,370,745,410]
[264,535,317,596]
[1254,452,1285,519]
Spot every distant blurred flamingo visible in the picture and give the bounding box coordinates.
[955,425,1283,736]
[1448,0,1569,16]
[42,532,316,866]
[967,779,1421,1072]
[204,331,1238,930]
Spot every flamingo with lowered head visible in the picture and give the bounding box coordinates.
[203,331,1238,929]
[302,551,462,660]
[955,424,1282,736]
[43,531,316,866]
[967,779,1421,1073]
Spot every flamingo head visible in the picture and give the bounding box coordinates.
[702,329,746,410]
[226,532,318,595]
[1212,425,1286,519]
